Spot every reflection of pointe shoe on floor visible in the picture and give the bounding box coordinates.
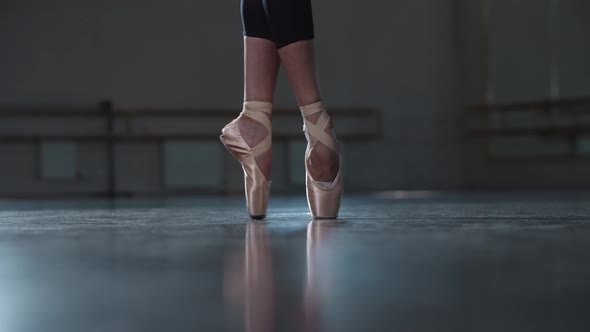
[220,101,272,219]
[300,101,343,219]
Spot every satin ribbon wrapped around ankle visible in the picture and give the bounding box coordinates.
[299,100,343,219]
[220,101,273,219]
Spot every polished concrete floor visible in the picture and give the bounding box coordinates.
[1,192,590,332]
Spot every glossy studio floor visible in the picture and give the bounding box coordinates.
[1,192,590,332]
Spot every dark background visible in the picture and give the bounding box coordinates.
[1,0,589,197]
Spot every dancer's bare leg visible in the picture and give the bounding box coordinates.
[238,36,280,179]
[278,40,339,182]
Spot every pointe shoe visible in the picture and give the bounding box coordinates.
[220,101,272,219]
[300,101,343,219]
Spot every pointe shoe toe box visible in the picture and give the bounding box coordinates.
[306,172,343,219]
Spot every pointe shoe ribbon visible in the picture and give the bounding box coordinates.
[220,101,272,219]
[300,101,343,218]
[300,102,339,156]
[241,102,272,158]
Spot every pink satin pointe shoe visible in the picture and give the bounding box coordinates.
[300,101,343,219]
[220,101,272,220]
